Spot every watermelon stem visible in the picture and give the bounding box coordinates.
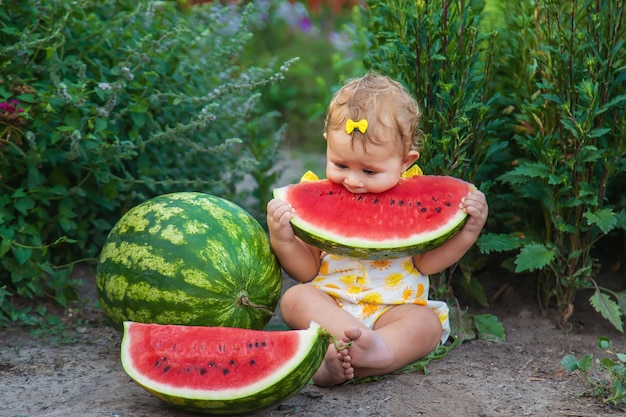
[237,294,274,316]
[331,335,352,351]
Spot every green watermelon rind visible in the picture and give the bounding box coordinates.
[120,321,330,415]
[291,213,469,260]
[96,192,282,331]
[273,178,472,260]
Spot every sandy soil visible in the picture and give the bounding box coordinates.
[1,265,623,417]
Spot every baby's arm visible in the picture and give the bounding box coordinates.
[267,198,321,282]
[413,190,488,275]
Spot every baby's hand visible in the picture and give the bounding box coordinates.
[459,190,488,235]
[267,198,297,244]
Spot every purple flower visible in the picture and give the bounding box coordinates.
[298,17,312,32]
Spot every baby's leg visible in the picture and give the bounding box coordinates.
[280,284,361,386]
[346,304,443,379]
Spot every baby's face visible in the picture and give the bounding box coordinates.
[325,129,415,194]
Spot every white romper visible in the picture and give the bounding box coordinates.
[310,252,450,344]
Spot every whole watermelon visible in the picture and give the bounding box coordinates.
[96,192,282,331]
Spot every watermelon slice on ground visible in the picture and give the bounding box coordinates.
[121,321,329,415]
[273,175,475,259]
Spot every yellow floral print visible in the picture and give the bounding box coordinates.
[361,303,380,318]
[348,286,363,295]
[319,259,329,275]
[416,282,425,298]
[370,259,392,270]
[340,274,357,286]
[384,272,404,289]
[310,253,450,344]
[361,291,383,305]
[401,258,415,273]
[402,288,413,300]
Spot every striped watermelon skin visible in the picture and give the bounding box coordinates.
[121,321,330,415]
[96,192,281,330]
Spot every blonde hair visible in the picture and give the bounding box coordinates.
[324,73,422,156]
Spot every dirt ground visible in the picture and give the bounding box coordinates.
[1,264,624,417]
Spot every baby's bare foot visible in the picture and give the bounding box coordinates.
[312,342,354,387]
[343,326,394,370]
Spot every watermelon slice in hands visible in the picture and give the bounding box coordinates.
[273,175,474,259]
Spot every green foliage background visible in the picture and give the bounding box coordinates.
[0,0,291,322]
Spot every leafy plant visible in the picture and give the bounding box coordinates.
[562,337,626,410]
[481,0,626,331]
[0,0,290,326]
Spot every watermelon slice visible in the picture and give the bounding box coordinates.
[121,321,329,414]
[273,175,474,259]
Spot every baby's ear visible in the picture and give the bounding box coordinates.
[402,150,420,170]
[323,132,328,141]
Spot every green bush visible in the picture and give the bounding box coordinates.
[482,0,626,331]
[0,0,290,325]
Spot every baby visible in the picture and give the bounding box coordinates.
[267,73,488,387]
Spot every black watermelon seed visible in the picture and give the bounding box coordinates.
[390,199,395,206]
[398,201,404,207]
[248,343,253,349]
[154,360,161,367]
[249,360,256,365]
[432,196,438,201]
[358,195,363,201]
[421,207,427,213]
[200,368,206,375]
[223,369,229,375]
[261,341,266,347]
[208,361,216,367]
[444,201,451,206]
[435,207,441,213]
[373,198,379,204]
[163,366,170,373]
[417,201,422,206]
[229,359,235,365]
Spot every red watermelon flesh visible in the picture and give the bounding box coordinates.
[273,175,474,259]
[120,321,328,414]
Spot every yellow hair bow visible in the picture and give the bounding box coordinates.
[345,118,368,134]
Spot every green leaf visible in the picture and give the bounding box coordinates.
[449,306,476,343]
[561,354,580,372]
[12,246,33,265]
[473,313,505,344]
[455,275,489,307]
[583,208,617,234]
[589,290,624,333]
[615,291,626,321]
[587,128,611,139]
[577,354,594,372]
[498,162,551,184]
[476,233,523,254]
[514,243,555,273]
